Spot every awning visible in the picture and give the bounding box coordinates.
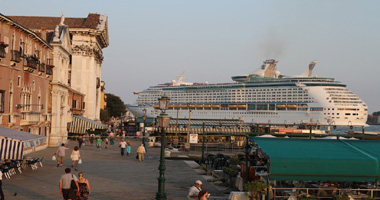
[0,126,46,160]
[68,115,107,134]
[250,137,380,182]
[0,138,23,160]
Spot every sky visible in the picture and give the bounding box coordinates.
[2,0,380,113]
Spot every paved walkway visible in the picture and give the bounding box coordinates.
[2,138,229,200]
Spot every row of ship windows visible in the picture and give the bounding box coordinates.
[139,96,313,101]
[324,113,359,116]
[326,117,362,120]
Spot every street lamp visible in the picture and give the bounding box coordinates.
[156,95,170,200]
[142,109,147,150]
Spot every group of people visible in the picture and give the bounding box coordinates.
[53,132,148,200]
[189,180,211,200]
[53,144,81,171]
[59,168,90,200]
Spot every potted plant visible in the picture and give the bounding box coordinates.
[244,180,268,200]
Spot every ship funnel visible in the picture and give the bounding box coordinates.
[260,59,278,78]
[308,60,317,77]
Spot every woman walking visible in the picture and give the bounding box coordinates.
[110,137,115,148]
[76,172,91,200]
[71,146,81,171]
[126,140,131,156]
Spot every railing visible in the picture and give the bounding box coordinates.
[39,63,45,72]
[25,56,38,69]
[11,50,21,62]
[21,112,40,123]
[0,43,6,58]
[46,65,53,75]
[164,127,251,134]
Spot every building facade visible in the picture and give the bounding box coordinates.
[9,13,109,122]
[0,14,52,137]
[0,13,108,147]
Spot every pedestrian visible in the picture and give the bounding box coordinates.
[126,140,131,156]
[188,180,202,198]
[89,134,95,146]
[59,168,79,200]
[119,139,127,156]
[54,143,69,167]
[96,137,102,149]
[198,190,210,200]
[137,144,146,162]
[78,136,84,148]
[122,130,126,139]
[136,131,141,141]
[105,137,109,149]
[0,170,4,200]
[84,134,90,146]
[71,146,81,171]
[110,137,115,149]
[76,172,91,200]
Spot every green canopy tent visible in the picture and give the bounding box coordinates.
[250,137,380,182]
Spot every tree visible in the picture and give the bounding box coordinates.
[100,109,110,123]
[105,93,126,118]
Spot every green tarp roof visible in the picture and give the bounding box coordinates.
[250,137,380,182]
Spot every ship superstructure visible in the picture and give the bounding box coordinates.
[131,60,368,126]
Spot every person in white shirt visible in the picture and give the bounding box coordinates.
[0,170,4,200]
[119,139,127,156]
[188,180,202,198]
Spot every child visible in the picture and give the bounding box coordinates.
[96,137,102,149]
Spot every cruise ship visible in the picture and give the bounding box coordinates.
[129,59,368,126]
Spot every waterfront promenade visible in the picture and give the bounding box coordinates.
[2,139,227,200]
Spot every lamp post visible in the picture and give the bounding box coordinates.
[244,136,251,185]
[186,103,192,150]
[143,109,147,149]
[156,95,170,200]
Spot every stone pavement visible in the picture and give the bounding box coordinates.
[2,138,229,200]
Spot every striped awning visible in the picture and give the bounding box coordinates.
[0,138,24,160]
[68,115,107,134]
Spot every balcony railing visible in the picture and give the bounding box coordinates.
[10,50,21,62]
[39,63,45,72]
[46,65,54,75]
[0,42,7,58]
[25,56,38,69]
[21,111,41,124]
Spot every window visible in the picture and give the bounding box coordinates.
[0,90,5,113]
[73,100,77,109]
[17,76,21,87]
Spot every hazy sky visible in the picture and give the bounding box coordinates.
[2,0,380,113]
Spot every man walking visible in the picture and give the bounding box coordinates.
[78,136,84,148]
[137,144,146,162]
[119,139,127,156]
[54,143,69,167]
[59,168,79,200]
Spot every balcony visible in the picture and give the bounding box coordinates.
[39,63,45,72]
[0,42,8,58]
[46,65,54,75]
[20,111,41,125]
[10,50,21,63]
[24,56,39,69]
